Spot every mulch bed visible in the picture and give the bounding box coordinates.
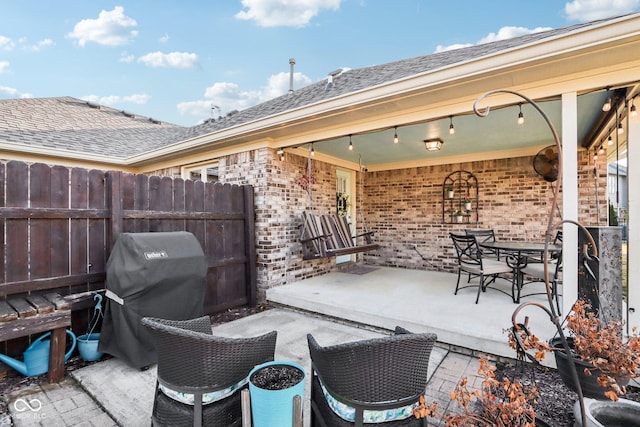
[494,360,640,426]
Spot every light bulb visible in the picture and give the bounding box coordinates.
[517,104,524,125]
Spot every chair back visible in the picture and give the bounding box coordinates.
[307,329,436,405]
[450,233,483,269]
[301,211,329,256]
[464,228,496,244]
[320,214,354,249]
[142,316,277,391]
[465,229,498,258]
[554,230,563,244]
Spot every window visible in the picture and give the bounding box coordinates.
[183,162,219,182]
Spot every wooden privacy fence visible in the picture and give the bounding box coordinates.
[0,161,257,317]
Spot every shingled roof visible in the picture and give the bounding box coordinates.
[0,15,619,161]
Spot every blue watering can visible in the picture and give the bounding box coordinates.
[0,330,76,377]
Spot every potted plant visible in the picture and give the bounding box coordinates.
[511,299,640,401]
[414,358,546,426]
[248,360,305,427]
[464,199,472,211]
[447,186,454,199]
[454,210,464,223]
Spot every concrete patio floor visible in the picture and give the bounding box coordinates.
[267,265,561,363]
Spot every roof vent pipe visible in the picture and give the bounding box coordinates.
[289,58,295,94]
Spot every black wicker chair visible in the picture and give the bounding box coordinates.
[141,316,277,427]
[307,327,437,427]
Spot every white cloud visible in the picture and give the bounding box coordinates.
[434,43,473,53]
[235,0,341,28]
[137,51,199,69]
[26,38,54,52]
[565,0,639,21]
[435,26,552,52]
[0,35,15,51]
[0,86,32,98]
[119,52,135,63]
[82,93,151,106]
[67,6,138,47]
[177,72,312,119]
[0,61,9,74]
[159,34,170,43]
[477,26,553,44]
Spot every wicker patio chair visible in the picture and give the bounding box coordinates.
[450,233,514,303]
[141,316,277,427]
[307,326,437,427]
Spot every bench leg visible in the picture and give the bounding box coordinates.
[48,327,66,382]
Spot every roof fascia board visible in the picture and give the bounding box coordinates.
[130,14,640,164]
[133,139,273,173]
[0,141,127,167]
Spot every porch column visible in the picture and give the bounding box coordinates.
[561,92,578,316]
[628,97,640,330]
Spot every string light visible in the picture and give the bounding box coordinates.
[618,114,624,134]
[598,144,604,155]
[608,134,613,146]
[448,116,455,135]
[393,126,399,144]
[517,103,524,125]
[311,143,315,156]
[602,97,612,112]
[631,98,637,117]
[277,149,285,161]
[348,134,353,151]
[593,148,598,161]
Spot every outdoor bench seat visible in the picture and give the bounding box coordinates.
[300,211,379,260]
[0,290,103,382]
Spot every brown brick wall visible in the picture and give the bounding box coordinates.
[147,147,607,300]
[360,149,606,274]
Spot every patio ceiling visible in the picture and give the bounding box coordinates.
[294,89,624,171]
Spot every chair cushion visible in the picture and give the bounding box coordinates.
[521,261,558,281]
[480,259,513,275]
[159,378,247,406]
[320,380,416,423]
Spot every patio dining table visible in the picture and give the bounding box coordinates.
[479,241,562,303]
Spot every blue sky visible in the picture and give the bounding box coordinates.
[1,0,639,127]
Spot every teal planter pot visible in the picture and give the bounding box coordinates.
[249,360,305,427]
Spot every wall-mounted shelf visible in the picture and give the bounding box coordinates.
[442,170,478,224]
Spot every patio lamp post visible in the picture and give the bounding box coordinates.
[473,89,599,427]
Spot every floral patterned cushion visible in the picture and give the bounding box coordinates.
[320,381,417,423]
[159,378,247,406]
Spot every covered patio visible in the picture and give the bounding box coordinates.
[266,266,558,363]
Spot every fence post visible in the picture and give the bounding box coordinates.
[106,171,123,252]
[243,185,257,306]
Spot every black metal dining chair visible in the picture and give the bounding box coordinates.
[464,228,499,259]
[450,233,514,303]
[520,250,563,313]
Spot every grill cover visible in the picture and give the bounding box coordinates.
[99,231,207,368]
